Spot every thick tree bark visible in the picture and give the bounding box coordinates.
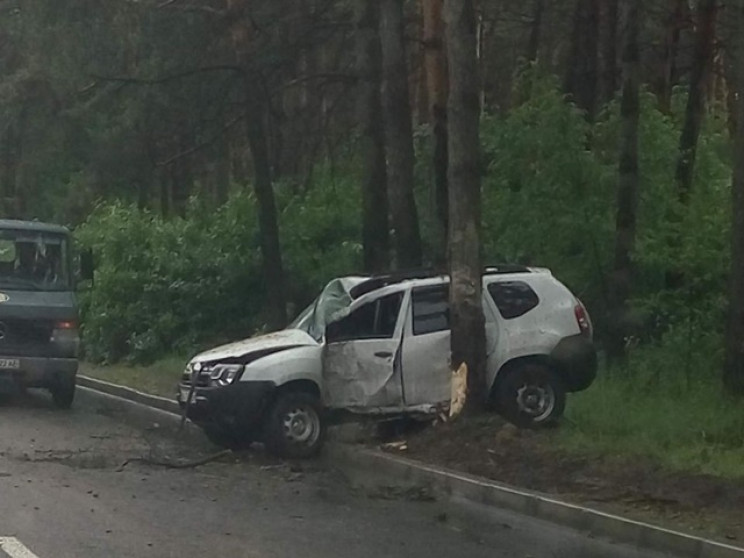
[422,0,449,266]
[675,0,718,205]
[723,1,744,395]
[228,0,286,329]
[444,0,487,413]
[601,0,619,103]
[607,0,641,364]
[380,0,423,269]
[356,0,390,273]
[659,0,686,114]
[564,0,600,118]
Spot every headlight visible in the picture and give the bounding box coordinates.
[208,364,244,387]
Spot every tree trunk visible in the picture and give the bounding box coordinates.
[659,0,686,114]
[564,0,600,118]
[723,0,744,395]
[228,0,286,329]
[380,0,423,269]
[422,0,449,266]
[607,0,641,364]
[444,0,487,413]
[356,0,390,273]
[675,0,718,205]
[601,0,619,103]
[526,0,544,64]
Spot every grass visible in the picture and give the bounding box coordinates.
[560,364,744,479]
[80,355,187,399]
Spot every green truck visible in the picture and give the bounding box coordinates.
[0,220,93,407]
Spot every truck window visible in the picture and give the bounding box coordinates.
[487,281,539,319]
[412,286,449,335]
[326,292,403,342]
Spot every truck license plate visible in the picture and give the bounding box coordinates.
[0,359,20,370]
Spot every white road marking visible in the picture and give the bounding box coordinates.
[0,538,40,558]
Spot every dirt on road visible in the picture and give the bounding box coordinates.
[381,415,744,546]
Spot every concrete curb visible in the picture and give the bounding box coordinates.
[325,443,744,558]
[78,375,181,415]
[76,375,744,558]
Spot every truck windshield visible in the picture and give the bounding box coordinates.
[0,230,71,291]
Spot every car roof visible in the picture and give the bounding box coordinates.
[0,219,70,235]
[349,265,542,299]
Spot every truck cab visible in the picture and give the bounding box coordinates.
[0,220,91,407]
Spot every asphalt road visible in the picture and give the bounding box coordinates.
[0,388,674,558]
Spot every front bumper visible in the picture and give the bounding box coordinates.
[178,381,276,433]
[550,334,597,392]
[0,356,78,389]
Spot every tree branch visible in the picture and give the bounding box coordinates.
[157,113,246,166]
[90,65,242,86]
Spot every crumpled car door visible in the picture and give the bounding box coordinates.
[322,291,406,410]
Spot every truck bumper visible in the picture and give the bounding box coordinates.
[178,381,275,435]
[550,334,597,392]
[0,357,78,390]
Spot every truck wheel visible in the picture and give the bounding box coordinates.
[202,422,253,450]
[51,375,76,409]
[495,363,565,428]
[263,391,325,459]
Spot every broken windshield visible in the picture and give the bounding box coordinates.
[0,230,71,291]
[287,277,365,341]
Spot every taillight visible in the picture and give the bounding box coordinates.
[55,320,78,330]
[574,302,591,337]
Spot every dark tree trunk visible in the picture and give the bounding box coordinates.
[356,0,390,273]
[526,0,544,64]
[380,0,423,269]
[601,0,620,103]
[723,1,744,395]
[564,0,600,118]
[659,0,686,114]
[444,0,487,413]
[607,0,641,364]
[423,0,449,266]
[246,86,287,330]
[675,0,718,205]
[228,0,286,329]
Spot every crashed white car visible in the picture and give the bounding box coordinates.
[178,267,596,458]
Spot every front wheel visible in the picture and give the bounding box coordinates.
[263,392,325,459]
[495,363,565,427]
[51,375,76,409]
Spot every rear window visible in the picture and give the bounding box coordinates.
[487,281,539,319]
[412,286,449,335]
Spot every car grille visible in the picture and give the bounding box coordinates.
[180,369,211,388]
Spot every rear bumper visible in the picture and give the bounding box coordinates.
[0,357,78,389]
[551,335,597,392]
[178,381,275,434]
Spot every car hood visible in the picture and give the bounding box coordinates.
[191,329,318,364]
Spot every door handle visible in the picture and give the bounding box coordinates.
[374,351,393,358]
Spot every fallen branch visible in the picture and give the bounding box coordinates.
[116,449,233,472]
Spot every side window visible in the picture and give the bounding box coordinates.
[326,292,403,342]
[412,286,449,335]
[487,281,539,319]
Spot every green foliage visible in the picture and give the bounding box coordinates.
[77,172,363,364]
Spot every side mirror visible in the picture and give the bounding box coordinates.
[80,249,95,283]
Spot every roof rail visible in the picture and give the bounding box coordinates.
[349,264,532,299]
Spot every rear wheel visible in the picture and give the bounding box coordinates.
[263,391,325,459]
[51,375,76,409]
[495,363,565,427]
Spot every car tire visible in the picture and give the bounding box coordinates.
[51,375,76,410]
[495,363,565,428]
[202,422,253,450]
[263,391,325,459]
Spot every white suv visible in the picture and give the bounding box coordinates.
[178,266,597,458]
